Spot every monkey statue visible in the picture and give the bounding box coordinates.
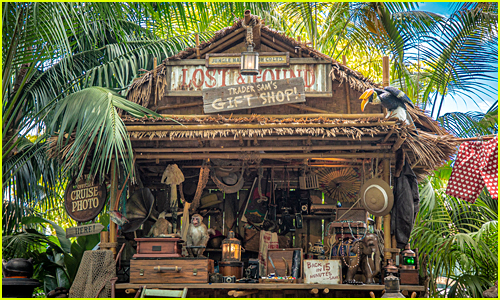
[186,214,212,257]
[148,211,173,237]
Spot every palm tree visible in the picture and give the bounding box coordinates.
[2,2,280,231]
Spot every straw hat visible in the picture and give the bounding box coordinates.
[360,178,393,217]
[199,193,222,209]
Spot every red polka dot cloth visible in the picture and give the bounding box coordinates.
[446,136,498,203]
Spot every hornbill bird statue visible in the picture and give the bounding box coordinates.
[359,86,416,127]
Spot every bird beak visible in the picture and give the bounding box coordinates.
[359,89,374,100]
[360,89,374,112]
[361,99,368,112]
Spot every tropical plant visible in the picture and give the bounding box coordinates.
[2,216,102,293]
[411,162,498,298]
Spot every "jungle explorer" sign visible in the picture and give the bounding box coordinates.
[203,77,306,113]
[64,176,107,222]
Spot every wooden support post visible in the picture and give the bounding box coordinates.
[109,159,118,256]
[195,34,200,59]
[382,56,390,116]
[342,55,351,114]
[297,36,302,57]
[309,288,319,295]
[322,288,330,294]
[153,57,157,106]
[383,158,391,260]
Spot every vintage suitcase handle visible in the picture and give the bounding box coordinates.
[154,266,182,273]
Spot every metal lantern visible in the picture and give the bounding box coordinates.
[222,231,241,262]
[401,243,417,269]
[240,44,259,76]
[381,274,405,298]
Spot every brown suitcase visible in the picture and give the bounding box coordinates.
[130,257,214,284]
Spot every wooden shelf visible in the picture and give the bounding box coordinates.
[116,283,425,292]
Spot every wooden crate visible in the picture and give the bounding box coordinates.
[265,248,303,278]
[130,258,214,284]
[336,208,368,223]
[400,269,419,285]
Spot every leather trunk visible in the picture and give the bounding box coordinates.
[130,257,214,284]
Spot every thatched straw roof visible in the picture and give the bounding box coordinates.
[126,18,377,107]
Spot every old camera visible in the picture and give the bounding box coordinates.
[223,276,236,283]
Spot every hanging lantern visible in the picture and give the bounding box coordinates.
[401,243,417,269]
[222,231,241,262]
[240,44,259,76]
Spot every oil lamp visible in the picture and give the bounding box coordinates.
[381,259,405,298]
[220,231,244,278]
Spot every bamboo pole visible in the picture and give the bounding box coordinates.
[133,144,391,153]
[153,57,157,106]
[382,126,397,143]
[130,136,390,142]
[382,56,390,116]
[195,33,200,59]
[342,55,351,114]
[135,152,395,160]
[383,158,391,261]
[109,159,118,256]
[126,121,396,132]
[156,113,385,119]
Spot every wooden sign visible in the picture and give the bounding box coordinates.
[206,52,289,68]
[203,77,306,113]
[303,259,342,284]
[66,223,104,238]
[64,176,107,222]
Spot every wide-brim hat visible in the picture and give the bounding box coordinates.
[199,193,223,209]
[360,178,393,217]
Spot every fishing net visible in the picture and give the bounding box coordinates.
[69,250,116,298]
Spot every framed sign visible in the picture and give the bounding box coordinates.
[203,77,306,113]
[64,176,107,222]
[206,52,289,68]
[303,259,342,284]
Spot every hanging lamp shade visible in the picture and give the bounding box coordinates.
[240,44,259,76]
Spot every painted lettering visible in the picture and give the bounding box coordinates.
[212,98,225,110]
[205,69,217,88]
[191,69,204,88]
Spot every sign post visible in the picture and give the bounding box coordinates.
[66,223,104,238]
[64,176,107,222]
[203,77,306,113]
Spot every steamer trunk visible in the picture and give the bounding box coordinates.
[130,258,214,284]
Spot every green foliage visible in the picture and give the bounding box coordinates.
[2,216,100,294]
[412,175,498,298]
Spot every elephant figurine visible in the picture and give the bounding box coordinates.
[345,233,381,284]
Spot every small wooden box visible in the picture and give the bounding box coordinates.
[130,258,214,284]
[399,269,419,285]
[134,237,182,258]
[265,248,303,279]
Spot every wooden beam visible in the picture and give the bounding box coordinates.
[382,56,390,116]
[382,126,397,143]
[187,28,246,59]
[153,101,203,111]
[126,121,396,132]
[261,32,302,56]
[135,152,395,160]
[261,37,299,57]
[195,33,200,59]
[133,144,391,153]
[155,113,385,119]
[286,103,331,114]
[342,55,351,114]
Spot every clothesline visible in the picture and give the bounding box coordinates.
[452,135,497,142]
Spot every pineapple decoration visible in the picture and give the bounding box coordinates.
[315,168,360,203]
